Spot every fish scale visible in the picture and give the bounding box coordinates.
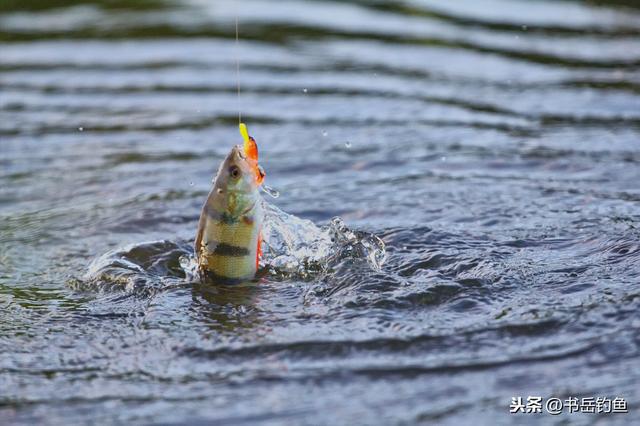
[197,203,262,280]
[195,124,265,284]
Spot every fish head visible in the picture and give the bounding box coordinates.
[212,145,264,217]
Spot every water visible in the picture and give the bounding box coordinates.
[1,0,639,424]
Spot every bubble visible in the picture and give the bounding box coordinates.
[189,181,194,186]
[322,131,328,137]
[303,88,308,93]
[261,184,280,198]
[344,141,352,148]
[441,156,447,161]
[78,127,84,132]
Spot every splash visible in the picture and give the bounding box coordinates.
[73,201,386,290]
[260,202,386,278]
[260,184,280,199]
[260,202,334,277]
[69,240,190,294]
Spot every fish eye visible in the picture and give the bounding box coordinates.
[229,165,241,179]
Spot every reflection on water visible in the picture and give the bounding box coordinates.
[192,283,263,334]
[1,0,640,424]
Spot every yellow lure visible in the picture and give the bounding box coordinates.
[239,122,259,163]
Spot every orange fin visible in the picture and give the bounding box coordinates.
[256,233,263,270]
[256,164,265,185]
[246,136,259,162]
[240,122,264,185]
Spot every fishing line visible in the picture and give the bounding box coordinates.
[234,8,275,199]
[235,13,242,124]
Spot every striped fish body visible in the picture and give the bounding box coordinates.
[196,202,263,283]
[195,145,264,284]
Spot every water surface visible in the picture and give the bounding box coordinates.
[1,0,640,424]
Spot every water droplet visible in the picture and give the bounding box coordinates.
[344,141,352,148]
[322,131,328,137]
[261,184,280,198]
[303,88,308,93]
[78,127,84,132]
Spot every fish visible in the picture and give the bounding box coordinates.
[195,126,265,284]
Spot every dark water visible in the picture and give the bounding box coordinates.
[2,0,640,424]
